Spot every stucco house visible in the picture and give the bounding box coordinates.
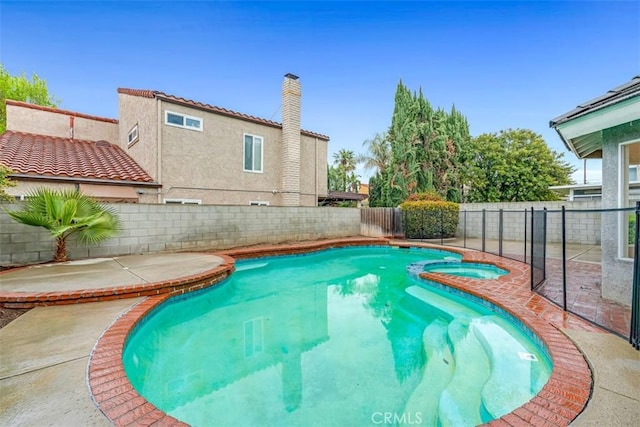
[550,75,640,304]
[1,74,329,207]
[116,74,328,206]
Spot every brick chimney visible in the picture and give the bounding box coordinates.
[281,73,301,206]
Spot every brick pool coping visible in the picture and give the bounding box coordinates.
[88,238,599,426]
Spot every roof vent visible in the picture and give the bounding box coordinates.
[95,140,111,148]
[284,73,299,80]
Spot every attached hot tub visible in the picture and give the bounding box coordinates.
[423,261,508,279]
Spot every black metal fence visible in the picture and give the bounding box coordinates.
[379,205,639,347]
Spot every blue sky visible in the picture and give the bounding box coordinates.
[1,0,639,183]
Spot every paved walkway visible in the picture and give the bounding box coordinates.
[428,238,630,337]
[0,242,638,426]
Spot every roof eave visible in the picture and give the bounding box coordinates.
[8,174,162,188]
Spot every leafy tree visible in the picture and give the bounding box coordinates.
[327,165,343,191]
[462,129,575,202]
[0,163,16,201]
[332,149,359,192]
[0,64,59,133]
[4,188,121,262]
[368,80,471,207]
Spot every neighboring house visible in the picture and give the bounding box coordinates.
[550,75,640,304]
[1,102,159,202]
[550,181,640,202]
[116,73,328,206]
[1,74,329,207]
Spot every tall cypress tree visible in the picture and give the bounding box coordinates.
[376,80,471,206]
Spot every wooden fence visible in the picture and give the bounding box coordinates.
[360,208,404,237]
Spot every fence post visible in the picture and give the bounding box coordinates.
[543,208,547,281]
[530,207,534,291]
[463,210,467,248]
[562,206,567,311]
[499,209,504,257]
[631,201,640,349]
[523,208,527,263]
[482,209,486,253]
[440,209,444,245]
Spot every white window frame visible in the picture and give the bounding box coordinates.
[243,133,264,173]
[249,201,269,206]
[127,123,139,147]
[165,110,203,131]
[163,198,202,205]
[617,139,640,260]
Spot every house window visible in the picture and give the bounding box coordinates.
[619,140,640,259]
[244,134,263,173]
[163,198,202,205]
[165,111,203,131]
[127,124,139,146]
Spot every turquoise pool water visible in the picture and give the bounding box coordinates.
[123,246,551,427]
[422,262,508,279]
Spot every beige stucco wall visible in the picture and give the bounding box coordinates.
[115,95,328,206]
[6,104,118,142]
[159,101,289,206]
[117,93,159,181]
[4,180,75,197]
[4,179,160,204]
[300,134,328,203]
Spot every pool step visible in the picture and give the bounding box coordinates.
[402,318,454,426]
[471,316,540,419]
[405,285,478,320]
[437,319,491,427]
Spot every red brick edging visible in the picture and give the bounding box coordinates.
[88,239,596,426]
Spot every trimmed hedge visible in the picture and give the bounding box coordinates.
[400,200,460,239]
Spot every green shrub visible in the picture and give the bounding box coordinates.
[400,200,459,239]
[629,215,636,245]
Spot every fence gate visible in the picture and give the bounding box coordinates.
[530,208,547,289]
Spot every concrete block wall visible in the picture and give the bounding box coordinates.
[458,200,602,244]
[0,204,361,267]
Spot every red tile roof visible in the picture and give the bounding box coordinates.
[6,100,118,124]
[117,87,330,140]
[0,131,155,184]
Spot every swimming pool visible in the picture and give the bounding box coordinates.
[123,246,551,426]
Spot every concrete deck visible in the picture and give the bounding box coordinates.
[0,245,638,426]
[0,253,225,293]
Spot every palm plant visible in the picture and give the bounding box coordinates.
[333,149,357,192]
[4,188,121,262]
[358,132,390,174]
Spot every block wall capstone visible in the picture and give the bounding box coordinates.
[0,203,361,267]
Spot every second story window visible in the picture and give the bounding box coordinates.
[127,124,139,146]
[165,111,203,131]
[244,134,263,173]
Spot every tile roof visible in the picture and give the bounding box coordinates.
[117,87,330,140]
[550,75,640,127]
[0,131,155,184]
[6,100,118,124]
